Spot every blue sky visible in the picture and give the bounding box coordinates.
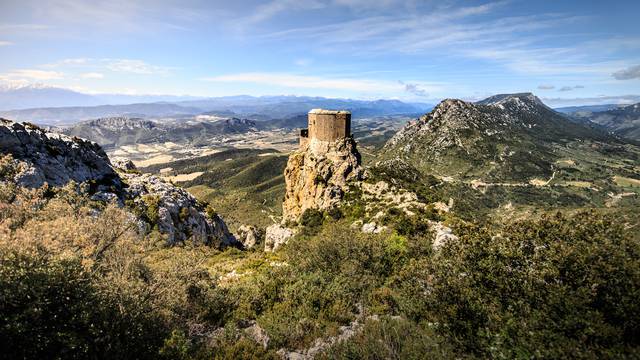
[0,0,639,106]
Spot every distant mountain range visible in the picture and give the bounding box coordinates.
[60,116,259,149]
[0,84,202,111]
[0,85,432,125]
[562,103,640,141]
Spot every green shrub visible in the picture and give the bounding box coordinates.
[142,194,161,226]
[320,317,453,359]
[425,211,640,358]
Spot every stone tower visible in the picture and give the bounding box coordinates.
[282,108,362,221]
[299,109,351,147]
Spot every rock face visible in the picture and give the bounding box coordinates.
[119,169,237,247]
[282,137,363,221]
[0,119,237,248]
[0,119,121,189]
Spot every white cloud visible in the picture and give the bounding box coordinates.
[105,59,171,75]
[612,65,640,80]
[42,58,172,75]
[558,85,585,92]
[201,72,443,96]
[80,72,104,79]
[3,69,64,80]
[0,41,12,46]
[399,81,429,97]
[538,85,555,90]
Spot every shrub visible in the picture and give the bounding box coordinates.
[425,211,640,358]
[320,317,453,359]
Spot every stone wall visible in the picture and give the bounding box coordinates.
[307,109,351,142]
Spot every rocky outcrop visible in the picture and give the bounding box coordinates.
[0,119,237,248]
[282,137,363,221]
[264,224,294,252]
[236,225,260,249]
[0,119,121,189]
[119,169,237,247]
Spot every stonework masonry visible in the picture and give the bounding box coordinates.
[300,109,351,144]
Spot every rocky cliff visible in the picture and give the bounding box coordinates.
[0,119,238,248]
[282,136,363,221]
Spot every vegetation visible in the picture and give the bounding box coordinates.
[2,160,638,358]
[141,148,287,230]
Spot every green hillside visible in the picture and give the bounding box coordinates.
[142,148,287,230]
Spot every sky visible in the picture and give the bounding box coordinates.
[0,0,639,106]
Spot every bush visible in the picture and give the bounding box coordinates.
[425,211,640,358]
[320,317,453,359]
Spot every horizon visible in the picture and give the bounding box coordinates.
[1,0,639,107]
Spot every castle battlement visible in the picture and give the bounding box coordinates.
[300,109,351,147]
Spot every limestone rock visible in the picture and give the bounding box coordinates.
[282,137,363,221]
[111,157,137,172]
[264,224,294,252]
[121,171,238,247]
[0,119,238,249]
[361,222,387,234]
[0,119,121,189]
[243,321,270,349]
[432,222,458,250]
[236,225,260,249]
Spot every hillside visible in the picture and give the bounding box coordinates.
[62,116,258,149]
[141,148,287,230]
[380,93,640,218]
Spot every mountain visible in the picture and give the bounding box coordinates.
[0,84,102,110]
[564,103,640,141]
[0,103,203,125]
[0,93,432,125]
[177,96,431,119]
[383,93,621,181]
[554,104,623,114]
[61,116,258,148]
[0,84,203,111]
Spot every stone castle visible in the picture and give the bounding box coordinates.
[299,109,352,147]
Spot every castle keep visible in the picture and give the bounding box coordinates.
[299,109,351,147]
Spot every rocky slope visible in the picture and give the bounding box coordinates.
[282,137,363,221]
[383,93,617,182]
[0,119,238,247]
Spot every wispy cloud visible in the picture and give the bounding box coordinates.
[2,69,64,80]
[558,85,585,92]
[538,85,555,90]
[201,72,443,95]
[0,41,12,46]
[105,59,171,75]
[612,64,640,80]
[0,23,49,31]
[42,58,173,75]
[243,0,324,25]
[399,81,429,97]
